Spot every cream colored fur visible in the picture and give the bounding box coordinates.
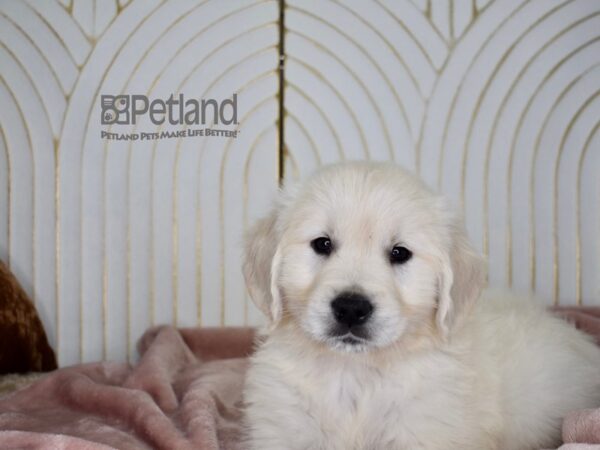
[242,162,600,450]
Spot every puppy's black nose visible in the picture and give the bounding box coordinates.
[331,292,374,327]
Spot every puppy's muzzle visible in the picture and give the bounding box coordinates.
[331,292,374,328]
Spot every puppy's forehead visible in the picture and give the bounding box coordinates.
[313,163,430,201]
[285,163,446,238]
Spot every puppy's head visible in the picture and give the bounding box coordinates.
[243,162,485,353]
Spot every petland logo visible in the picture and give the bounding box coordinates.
[100,94,239,141]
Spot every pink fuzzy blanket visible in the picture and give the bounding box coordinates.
[0,308,599,450]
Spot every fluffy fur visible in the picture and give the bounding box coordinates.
[242,162,600,450]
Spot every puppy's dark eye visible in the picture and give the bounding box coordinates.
[311,237,333,256]
[390,246,412,264]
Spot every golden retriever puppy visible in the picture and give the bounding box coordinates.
[242,162,600,450]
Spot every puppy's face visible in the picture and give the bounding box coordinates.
[244,163,484,354]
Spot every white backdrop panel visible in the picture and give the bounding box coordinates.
[284,0,600,308]
[0,0,279,365]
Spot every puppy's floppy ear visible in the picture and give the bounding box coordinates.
[436,224,486,337]
[243,207,283,325]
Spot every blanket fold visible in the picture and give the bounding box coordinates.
[0,310,598,449]
[0,326,255,449]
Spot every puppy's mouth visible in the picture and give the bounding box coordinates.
[327,326,371,350]
[339,334,367,345]
[326,332,371,353]
[329,324,369,340]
